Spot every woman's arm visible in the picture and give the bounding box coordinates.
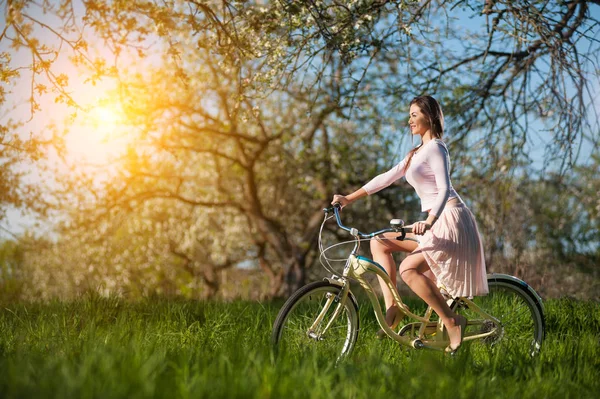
[361,158,408,195]
[332,156,408,207]
[412,141,448,235]
[428,141,451,218]
[331,188,368,208]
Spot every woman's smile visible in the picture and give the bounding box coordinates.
[409,104,429,136]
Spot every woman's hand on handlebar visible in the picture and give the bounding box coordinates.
[331,188,367,209]
[410,220,431,235]
[331,194,350,208]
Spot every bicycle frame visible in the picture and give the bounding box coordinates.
[316,205,502,351]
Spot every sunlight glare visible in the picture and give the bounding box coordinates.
[66,98,130,167]
[90,103,122,141]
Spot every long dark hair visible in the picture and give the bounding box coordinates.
[403,95,445,173]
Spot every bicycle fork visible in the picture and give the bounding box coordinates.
[306,249,358,341]
[307,278,351,341]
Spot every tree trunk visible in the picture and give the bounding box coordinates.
[282,252,307,296]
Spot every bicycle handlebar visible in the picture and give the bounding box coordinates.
[325,203,413,239]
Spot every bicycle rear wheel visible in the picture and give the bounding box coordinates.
[271,281,360,362]
[451,275,545,357]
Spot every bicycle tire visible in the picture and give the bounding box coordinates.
[451,275,545,357]
[271,280,360,361]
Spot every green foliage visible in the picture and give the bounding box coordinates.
[0,297,598,398]
[457,151,600,299]
[0,240,24,300]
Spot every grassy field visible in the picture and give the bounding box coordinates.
[0,294,598,399]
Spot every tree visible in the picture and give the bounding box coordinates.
[2,0,598,298]
[56,40,415,295]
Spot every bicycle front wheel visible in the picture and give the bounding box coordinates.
[451,275,545,358]
[271,281,360,362]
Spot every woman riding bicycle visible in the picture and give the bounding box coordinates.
[331,95,488,353]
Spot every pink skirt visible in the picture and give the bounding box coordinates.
[418,201,488,298]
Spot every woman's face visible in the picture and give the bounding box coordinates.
[408,104,430,136]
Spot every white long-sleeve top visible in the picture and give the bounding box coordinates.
[361,139,460,217]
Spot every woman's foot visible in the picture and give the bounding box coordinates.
[376,305,407,339]
[445,314,467,354]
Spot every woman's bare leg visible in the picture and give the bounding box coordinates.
[370,232,417,324]
[399,252,466,349]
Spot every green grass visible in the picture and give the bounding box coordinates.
[0,294,598,398]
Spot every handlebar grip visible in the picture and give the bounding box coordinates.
[323,203,342,214]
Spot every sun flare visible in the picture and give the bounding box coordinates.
[65,99,130,166]
[89,103,123,140]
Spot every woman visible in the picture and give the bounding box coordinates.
[331,95,488,353]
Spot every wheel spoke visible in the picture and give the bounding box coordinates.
[453,280,544,357]
[272,282,359,362]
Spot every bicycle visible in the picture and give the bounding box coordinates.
[271,204,545,362]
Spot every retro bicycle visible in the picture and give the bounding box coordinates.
[271,204,545,361]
